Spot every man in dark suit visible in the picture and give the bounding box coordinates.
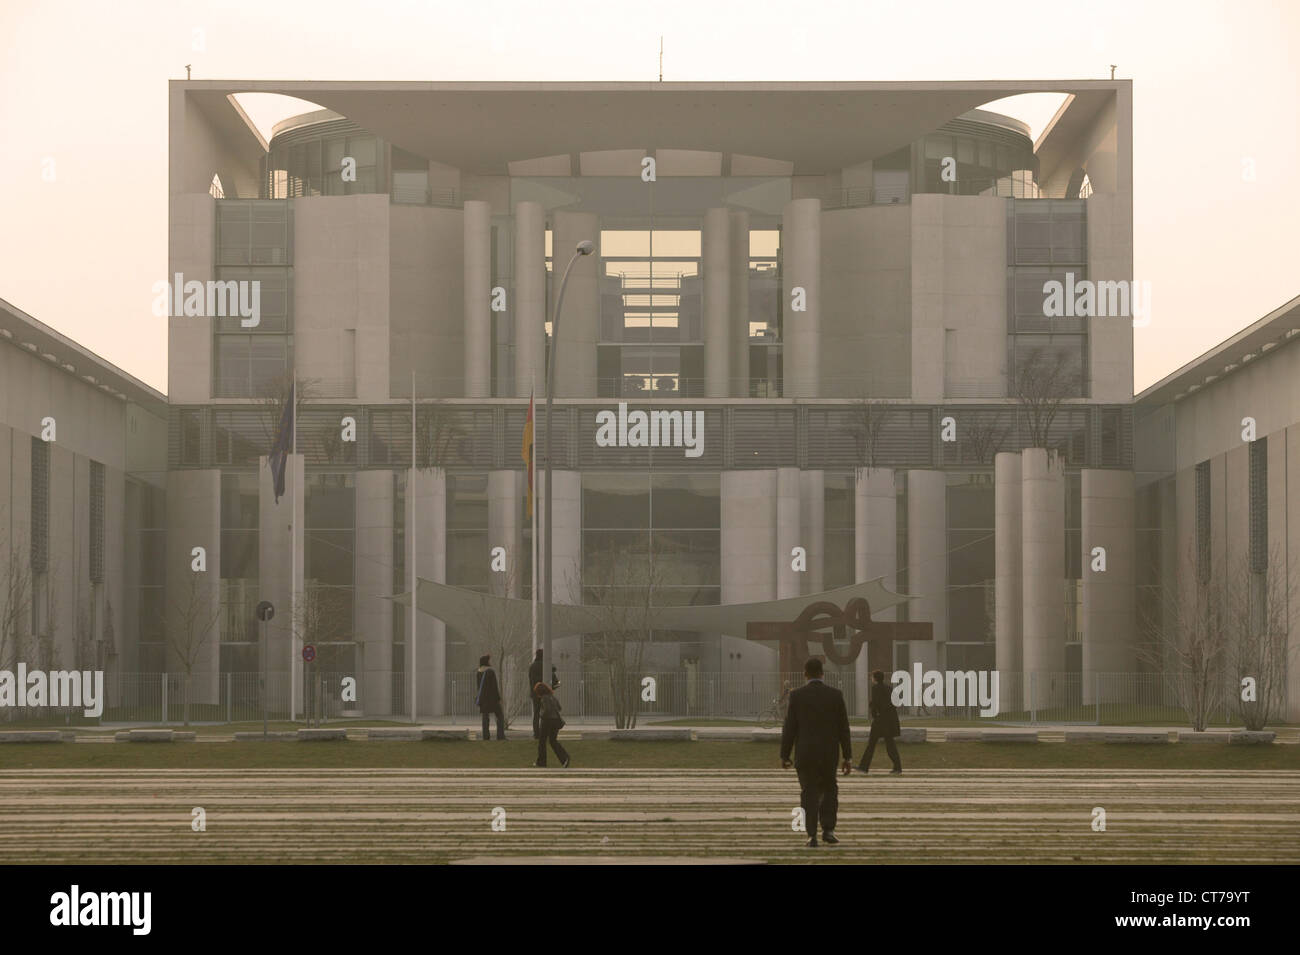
[528,649,544,739]
[858,669,902,774]
[475,654,506,740]
[780,657,853,847]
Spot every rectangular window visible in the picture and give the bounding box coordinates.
[1249,438,1267,574]
[31,437,49,573]
[1195,460,1211,583]
[89,460,105,582]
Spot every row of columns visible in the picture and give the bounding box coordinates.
[462,199,825,399]
[166,455,1133,717]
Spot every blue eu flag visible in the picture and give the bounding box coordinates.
[269,382,293,504]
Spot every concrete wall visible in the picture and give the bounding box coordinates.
[389,205,463,398]
[355,469,393,714]
[821,204,911,398]
[167,194,216,404]
[910,195,1007,401]
[294,195,391,402]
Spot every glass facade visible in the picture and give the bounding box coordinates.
[219,472,259,673]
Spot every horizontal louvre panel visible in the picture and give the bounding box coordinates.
[731,408,796,468]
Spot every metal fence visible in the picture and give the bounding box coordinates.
[0,670,1255,727]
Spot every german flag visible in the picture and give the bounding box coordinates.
[521,390,535,518]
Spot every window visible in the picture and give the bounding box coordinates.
[1249,438,1267,574]
[1195,460,1211,583]
[89,461,105,582]
[30,437,49,573]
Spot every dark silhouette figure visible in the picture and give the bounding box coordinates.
[780,658,853,847]
[475,654,506,740]
[528,649,544,740]
[859,669,902,774]
[533,682,570,767]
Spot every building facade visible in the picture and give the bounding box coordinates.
[0,298,168,695]
[163,80,1137,718]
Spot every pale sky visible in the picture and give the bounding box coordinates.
[1,0,1296,395]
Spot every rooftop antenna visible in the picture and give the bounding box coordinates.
[659,36,663,81]
[1109,64,1117,79]
[185,64,192,80]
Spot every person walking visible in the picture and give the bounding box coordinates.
[858,669,902,774]
[780,657,853,847]
[475,654,506,741]
[533,682,570,768]
[528,649,544,740]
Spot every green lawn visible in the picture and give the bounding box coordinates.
[0,740,1296,771]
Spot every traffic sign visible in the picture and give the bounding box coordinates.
[302,644,316,663]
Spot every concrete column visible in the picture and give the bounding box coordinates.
[906,470,946,672]
[994,452,1022,713]
[355,470,393,716]
[722,470,777,674]
[782,198,821,398]
[513,201,545,398]
[729,210,750,397]
[167,467,222,704]
[1021,448,1065,710]
[463,200,492,398]
[1081,468,1135,703]
[854,467,896,714]
[703,207,731,397]
[776,467,802,600]
[551,211,600,398]
[488,469,521,598]
[799,469,825,596]
[537,469,581,674]
[408,468,446,716]
[258,455,303,710]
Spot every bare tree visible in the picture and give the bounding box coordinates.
[1014,346,1079,448]
[0,542,32,673]
[290,583,352,726]
[256,371,318,451]
[1139,543,1230,731]
[582,541,665,729]
[413,403,469,470]
[163,572,222,727]
[843,398,893,468]
[961,412,1010,465]
[1225,546,1296,731]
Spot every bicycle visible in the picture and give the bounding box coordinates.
[758,698,788,727]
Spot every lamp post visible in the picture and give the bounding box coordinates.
[543,239,595,693]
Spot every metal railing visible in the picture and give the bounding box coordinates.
[0,670,1258,728]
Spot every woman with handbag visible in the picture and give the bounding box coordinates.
[533,682,571,768]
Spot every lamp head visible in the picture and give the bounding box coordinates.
[576,240,595,256]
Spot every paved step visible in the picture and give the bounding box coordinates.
[298,728,347,741]
[112,729,196,743]
[366,728,471,741]
[0,767,1295,865]
[609,729,695,741]
[0,730,66,743]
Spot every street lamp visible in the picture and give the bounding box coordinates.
[543,239,594,693]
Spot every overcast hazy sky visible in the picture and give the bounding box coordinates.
[0,0,1296,394]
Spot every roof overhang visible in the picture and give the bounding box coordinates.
[177,79,1127,177]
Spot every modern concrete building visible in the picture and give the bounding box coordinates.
[1137,294,1300,722]
[158,79,1142,718]
[0,298,168,692]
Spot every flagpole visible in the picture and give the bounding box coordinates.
[531,372,538,655]
[290,379,298,724]
[410,369,417,724]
